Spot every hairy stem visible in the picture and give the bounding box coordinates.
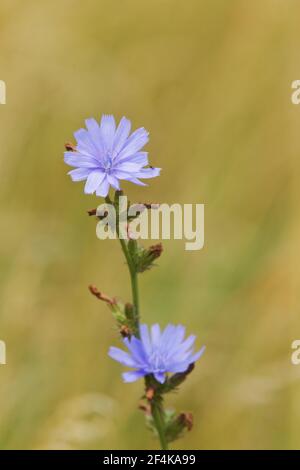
[151,400,168,450]
[118,236,140,332]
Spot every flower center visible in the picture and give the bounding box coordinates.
[103,150,113,172]
[149,349,166,372]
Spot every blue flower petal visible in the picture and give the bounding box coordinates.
[116,162,144,173]
[74,128,98,156]
[179,335,196,353]
[95,176,110,197]
[188,345,206,363]
[123,336,147,365]
[84,170,105,194]
[68,168,92,181]
[154,372,166,384]
[159,326,178,357]
[116,127,149,161]
[113,117,131,154]
[134,168,161,179]
[117,151,148,167]
[108,347,138,368]
[139,324,152,356]
[112,171,148,186]
[85,118,105,154]
[167,361,191,374]
[122,370,146,383]
[151,324,161,348]
[64,153,99,168]
[107,174,120,190]
[100,115,116,150]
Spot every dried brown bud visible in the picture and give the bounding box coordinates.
[178,412,193,431]
[133,202,160,211]
[88,285,115,305]
[145,387,155,401]
[120,325,131,338]
[87,208,109,220]
[65,142,76,151]
[148,243,163,259]
[87,208,97,216]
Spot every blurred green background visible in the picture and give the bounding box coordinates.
[0,0,299,449]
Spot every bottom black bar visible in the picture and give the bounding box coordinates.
[0,450,296,465]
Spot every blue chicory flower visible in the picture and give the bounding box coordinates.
[108,324,205,384]
[64,115,160,197]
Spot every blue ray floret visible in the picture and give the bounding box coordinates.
[108,323,205,384]
[64,115,160,197]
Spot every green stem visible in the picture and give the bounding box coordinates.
[119,236,134,277]
[130,264,139,322]
[152,400,168,450]
[113,191,167,450]
[119,236,140,331]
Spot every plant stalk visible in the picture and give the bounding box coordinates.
[113,191,167,450]
[151,400,168,450]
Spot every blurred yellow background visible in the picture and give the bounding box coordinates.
[0,0,299,449]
